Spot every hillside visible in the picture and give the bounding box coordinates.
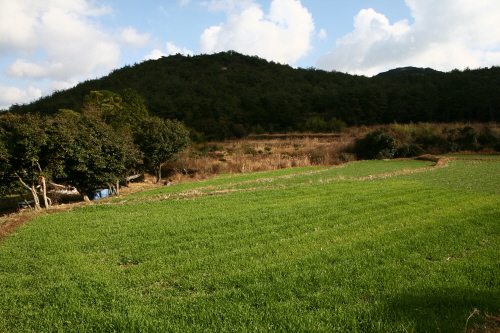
[373,66,441,78]
[5,51,500,140]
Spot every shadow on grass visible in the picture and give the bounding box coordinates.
[378,287,500,332]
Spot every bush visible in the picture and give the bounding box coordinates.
[395,144,423,158]
[455,126,479,151]
[329,117,347,132]
[478,127,499,148]
[353,130,398,160]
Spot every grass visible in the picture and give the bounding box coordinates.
[0,159,499,332]
[129,165,330,197]
[130,160,434,198]
[441,154,500,159]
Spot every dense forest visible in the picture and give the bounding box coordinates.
[5,51,500,140]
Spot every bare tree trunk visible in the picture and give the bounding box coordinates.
[155,165,161,184]
[76,187,90,202]
[40,175,50,208]
[15,173,41,210]
[29,186,41,209]
[36,163,50,208]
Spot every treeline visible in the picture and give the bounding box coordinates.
[5,51,500,140]
[0,89,189,208]
[352,123,500,160]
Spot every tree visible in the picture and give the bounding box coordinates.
[0,138,12,198]
[83,88,149,132]
[0,114,52,209]
[0,111,142,205]
[114,88,149,130]
[353,130,398,160]
[55,114,140,201]
[134,117,190,183]
[83,90,122,123]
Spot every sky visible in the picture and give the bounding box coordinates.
[1,0,500,110]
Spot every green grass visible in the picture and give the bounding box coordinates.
[0,159,499,332]
[129,165,330,197]
[130,160,434,198]
[440,154,500,159]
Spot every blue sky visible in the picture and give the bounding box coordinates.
[1,0,499,109]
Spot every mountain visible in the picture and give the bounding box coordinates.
[4,52,500,140]
[374,66,441,78]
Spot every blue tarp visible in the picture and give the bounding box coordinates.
[86,188,115,200]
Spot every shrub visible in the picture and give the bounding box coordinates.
[242,146,257,156]
[339,153,354,163]
[478,127,499,148]
[395,144,423,158]
[353,130,398,160]
[329,117,347,132]
[302,117,329,133]
[455,126,479,151]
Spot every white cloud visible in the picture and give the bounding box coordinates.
[118,27,150,48]
[0,0,125,82]
[318,29,327,40]
[0,0,155,109]
[0,85,42,110]
[316,0,500,76]
[199,0,314,64]
[166,42,194,56]
[143,42,194,60]
[143,49,167,61]
[0,0,112,54]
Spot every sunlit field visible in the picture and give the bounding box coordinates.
[0,158,499,332]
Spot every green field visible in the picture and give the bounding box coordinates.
[0,158,499,332]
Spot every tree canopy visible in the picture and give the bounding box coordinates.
[0,89,189,206]
[5,52,500,140]
[134,117,190,183]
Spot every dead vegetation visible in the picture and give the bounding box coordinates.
[163,130,359,182]
[466,310,500,333]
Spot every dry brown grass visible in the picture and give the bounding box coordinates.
[164,131,358,180]
[466,311,500,333]
[161,122,500,181]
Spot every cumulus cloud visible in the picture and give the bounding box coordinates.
[318,29,327,40]
[118,27,150,49]
[316,0,500,76]
[0,0,152,109]
[0,0,151,83]
[143,42,194,60]
[0,0,112,54]
[199,0,314,64]
[0,85,42,110]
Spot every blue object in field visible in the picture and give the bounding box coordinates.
[17,200,34,209]
[86,188,115,200]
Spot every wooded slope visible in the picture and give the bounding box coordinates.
[6,51,500,140]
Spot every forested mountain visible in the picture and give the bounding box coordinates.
[373,66,440,78]
[5,51,500,140]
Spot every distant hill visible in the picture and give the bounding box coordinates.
[374,66,441,78]
[4,51,500,140]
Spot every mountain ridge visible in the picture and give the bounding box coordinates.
[4,52,499,140]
